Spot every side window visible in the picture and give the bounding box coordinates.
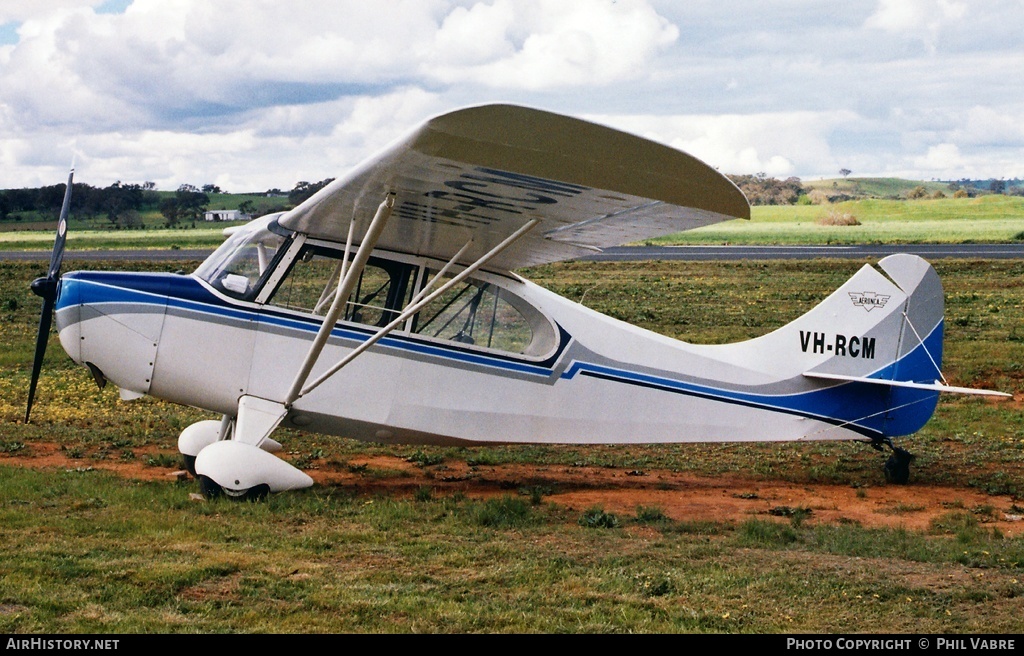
[412,274,539,355]
[265,248,555,358]
[194,221,289,300]
[344,263,395,326]
[268,247,413,327]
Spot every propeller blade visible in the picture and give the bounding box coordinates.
[25,294,55,424]
[48,169,74,280]
[26,167,74,423]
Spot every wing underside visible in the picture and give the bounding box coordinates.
[279,104,750,271]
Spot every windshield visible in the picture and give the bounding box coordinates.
[194,213,290,300]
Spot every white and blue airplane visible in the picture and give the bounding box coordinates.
[27,104,1009,500]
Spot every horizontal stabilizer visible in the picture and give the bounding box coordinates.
[803,371,1011,397]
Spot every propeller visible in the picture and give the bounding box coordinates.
[25,169,73,423]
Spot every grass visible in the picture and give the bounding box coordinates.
[0,256,1022,633]
[647,195,1024,245]
[1,464,1022,633]
[2,194,1023,252]
[802,177,954,199]
[0,225,239,251]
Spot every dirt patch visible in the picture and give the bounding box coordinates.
[4,443,1022,536]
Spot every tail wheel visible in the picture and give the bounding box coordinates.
[884,447,915,485]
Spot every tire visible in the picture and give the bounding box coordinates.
[223,484,270,502]
[884,449,913,485]
[198,475,223,499]
[182,454,197,477]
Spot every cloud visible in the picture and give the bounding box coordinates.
[958,106,1024,148]
[913,143,963,171]
[589,111,862,178]
[2,0,1021,188]
[0,87,448,191]
[864,0,968,51]
[0,0,677,133]
[428,0,678,88]
[0,1,108,24]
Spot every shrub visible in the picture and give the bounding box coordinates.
[634,505,668,523]
[406,450,444,466]
[471,495,535,528]
[806,189,831,205]
[737,519,799,547]
[579,506,619,529]
[816,210,861,226]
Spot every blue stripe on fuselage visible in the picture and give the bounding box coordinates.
[559,321,944,439]
[59,271,558,377]
[58,271,940,439]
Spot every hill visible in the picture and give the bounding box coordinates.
[801,177,954,201]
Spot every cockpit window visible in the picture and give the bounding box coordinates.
[267,245,413,327]
[194,214,289,300]
[260,240,557,359]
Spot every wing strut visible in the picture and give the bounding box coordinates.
[284,193,395,406]
[312,217,357,314]
[290,217,540,404]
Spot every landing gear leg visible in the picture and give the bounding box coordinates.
[872,438,915,484]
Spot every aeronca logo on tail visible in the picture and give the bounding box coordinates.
[800,331,876,359]
[849,291,890,311]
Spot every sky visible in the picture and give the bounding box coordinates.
[1,0,1021,192]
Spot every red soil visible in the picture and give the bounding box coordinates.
[5,441,1022,536]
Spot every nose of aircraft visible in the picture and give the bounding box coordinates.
[54,271,170,401]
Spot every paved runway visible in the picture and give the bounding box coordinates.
[1,248,214,262]
[583,243,1024,261]
[2,243,1023,263]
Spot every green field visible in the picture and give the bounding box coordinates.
[3,187,1023,251]
[1,257,1022,633]
[801,177,955,199]
[0,225,239,251]
[651,195,1024,245]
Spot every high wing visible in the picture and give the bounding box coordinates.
[278,104,749,272]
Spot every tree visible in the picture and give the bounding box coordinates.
[237,200,257,217]
[202,184,223,194]
[289,178,335,205]
[726,174,803,205]
[839,168,851,178]
[160,184,210,226]
[101,181,145,226]
[174,184,210,223]
[159,197,182,227]
[115,210,143,229]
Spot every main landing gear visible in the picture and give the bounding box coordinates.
[177,411,313,501]
[872,438,915,485]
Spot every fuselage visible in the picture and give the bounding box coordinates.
[52,228,943,447]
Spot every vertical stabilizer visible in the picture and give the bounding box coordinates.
[799,254,945,437]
